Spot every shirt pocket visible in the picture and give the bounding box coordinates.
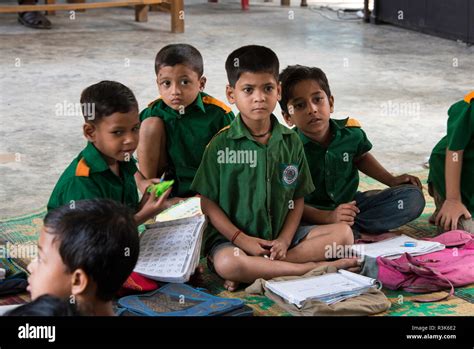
[333,151,355,192]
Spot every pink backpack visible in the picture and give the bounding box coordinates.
[376,230,474,302]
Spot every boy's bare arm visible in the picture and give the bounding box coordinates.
[355,152,422,188]
[303,202,358,225]
[201,196,272,256]
[277,197,304,245]
[303,204,333,224]
[435,150,472,230]
[201,196,241,241]
[270,198,306,259]
[444,150,463,200]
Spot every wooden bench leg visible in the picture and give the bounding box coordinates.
[135,4,148,22]
[45,0,55,15]
[171,0,184,33]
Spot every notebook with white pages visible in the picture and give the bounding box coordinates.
[265,270,380,308]
[351,234,445,260]
[134,215,207,283]
[155,197,202,222]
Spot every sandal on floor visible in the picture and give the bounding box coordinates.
[18,11,52,29]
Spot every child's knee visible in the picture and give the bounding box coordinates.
[335,223,353,245]
[213,249,245,280]
[403,185,425,218]
[141,117,165,137]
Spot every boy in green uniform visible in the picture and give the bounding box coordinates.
[47,81,171,225]
[428,92,474,233]
[279,65,425,238]
[191,46,359,291]
[137,44,235,198]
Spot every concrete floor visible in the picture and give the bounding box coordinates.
[0,0,473,217]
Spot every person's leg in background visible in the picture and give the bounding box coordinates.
[428,183,474,234]
[352,184,426,238]
[18,0,52,29]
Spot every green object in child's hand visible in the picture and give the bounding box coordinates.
[147,180,174,197]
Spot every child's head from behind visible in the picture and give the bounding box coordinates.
[81,80,140,163]
[279,65,334,135]
[225,45,281,121]
[155,44,206,112]
[27,199,139,311]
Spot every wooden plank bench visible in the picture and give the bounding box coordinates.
[208,0,307,11]
[0,0,184,33]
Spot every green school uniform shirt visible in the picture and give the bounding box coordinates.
[300,117,373,210]
[190,114,315,255]
[47,142,139,212]
[140,92,235,197]
[428,93,474,213]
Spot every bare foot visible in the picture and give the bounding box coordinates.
[223,280,240,292]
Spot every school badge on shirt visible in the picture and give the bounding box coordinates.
[280,164,299,187]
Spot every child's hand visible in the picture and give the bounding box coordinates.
[237,234,272,257]
[137,177,163,194]
[136,187,172,224]
[389,174,422,189]
[269,238,290,261]
[328,201,359,225]
[435,199,472,231]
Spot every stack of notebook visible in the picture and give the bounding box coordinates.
[351,234,445,259]
[265,270,380,308]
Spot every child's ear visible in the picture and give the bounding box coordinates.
[282,110,294,127]
[329,95,335,113]
[199,76,207,91]
[83,123,96,142]
[225,85,235,105]
[70,269,89,297]
[277,82,282,101]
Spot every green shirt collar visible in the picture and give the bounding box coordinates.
[297,118,347,145]
[82,142,137,176]
[227,113,293,143]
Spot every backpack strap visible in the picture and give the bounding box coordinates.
[403,254,454,303]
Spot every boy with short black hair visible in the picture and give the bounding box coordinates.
[428,92,474,233]
[191,46,359,291]
[137,44,234,198]
[27,199,139,316]
[47,80,170,225]
[279,65,425,238]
